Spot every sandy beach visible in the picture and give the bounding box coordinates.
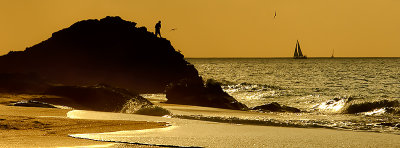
[1,93,400,147]
[0,94,165,148]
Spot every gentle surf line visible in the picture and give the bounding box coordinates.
[172,114,327,128]
[58,143,117,148]
[67,110,203,147]
[66,110,400,147]
[68,134,201,148]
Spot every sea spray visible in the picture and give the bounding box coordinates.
[312,96,353,113]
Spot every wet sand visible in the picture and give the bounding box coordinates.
[0,94,165,148]
[69,106,400,148]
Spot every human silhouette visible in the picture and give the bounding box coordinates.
[155,21,162,38]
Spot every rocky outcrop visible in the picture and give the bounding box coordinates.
[0,16,198,93]
[0,73,49,93]
[46,84,153,112]
[0,16,247,111]
[166,79,248,110]
[252,102,301,113]
[0,73,154,112]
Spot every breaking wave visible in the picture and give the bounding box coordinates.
[343,99,400,114]
[172,114,400,134]
[313,96,400,115]
[219,82,294,107]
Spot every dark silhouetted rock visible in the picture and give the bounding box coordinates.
[166,79,248,110]
[0,73,154,112]
[0,16,197,93]
[0,73,50,93]
[252,102,301,113]
[252,102,281,112]
[0,16,246,111]
[46,84,153,112]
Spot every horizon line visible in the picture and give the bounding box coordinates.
[185,56,400,59]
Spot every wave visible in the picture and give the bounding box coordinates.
[343,99,400,114]
[313,96,400,115]
[172,114,400,134]
[173,114,325,128]
[221,82,285,91]
[220,83,291,101]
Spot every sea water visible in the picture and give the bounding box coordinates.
[69,58,400,147]
[183,58,400,134]
[187,58,400,108]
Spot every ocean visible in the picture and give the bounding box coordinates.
[187,58,400,107]
[69,58,400,147]
[185,58,400,134]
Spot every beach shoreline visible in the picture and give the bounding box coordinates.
[0,94,166,148]
[68,108,400,148]
[1,93,400,147]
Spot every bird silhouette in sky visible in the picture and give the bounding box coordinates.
[170,28,177,31]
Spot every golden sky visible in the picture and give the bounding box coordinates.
[0,0,399,57]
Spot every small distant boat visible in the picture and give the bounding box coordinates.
[293,40,307,59]
[331,49,334,58]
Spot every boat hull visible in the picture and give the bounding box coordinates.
[293,56,307,59]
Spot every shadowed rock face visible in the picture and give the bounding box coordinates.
[0,72,152,112]
[0,73,49,93]
[166,79,248,110]
[0,16,198,93]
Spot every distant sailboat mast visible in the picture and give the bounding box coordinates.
[297,40,304,57]
[293,40,307,59]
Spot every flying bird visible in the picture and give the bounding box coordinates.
[170,28,177,31]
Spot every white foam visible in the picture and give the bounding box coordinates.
[57,143,116,148]
[363,108,386,116]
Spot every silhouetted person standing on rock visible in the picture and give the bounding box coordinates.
[155,21,162,38]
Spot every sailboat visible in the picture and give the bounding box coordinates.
[293,40,307,59]
[331,49,334,58]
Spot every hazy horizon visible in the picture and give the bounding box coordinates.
[1,0,399,58]
[185,56,400,58]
